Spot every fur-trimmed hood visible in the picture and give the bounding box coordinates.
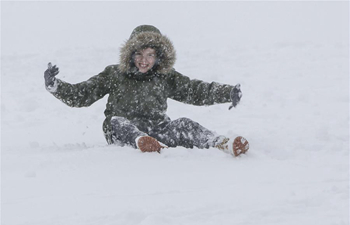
[119,25,176,75]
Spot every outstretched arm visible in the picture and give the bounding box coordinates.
[44,63,113,107]
[167,70,242,108]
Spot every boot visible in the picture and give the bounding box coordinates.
[215,136,249,157]
[136,136,166,153]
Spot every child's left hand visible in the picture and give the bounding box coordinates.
[229,84,242,110]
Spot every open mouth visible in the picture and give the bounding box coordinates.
[137,63,151,72]
[139,63,149,69]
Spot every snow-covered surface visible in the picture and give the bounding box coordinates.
[1,2,349,225]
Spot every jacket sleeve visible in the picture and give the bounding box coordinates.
[47,65,114,107]
[167,70,234,106]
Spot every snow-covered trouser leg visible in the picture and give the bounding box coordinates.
[150,117,224,149]
[104,116,147,148]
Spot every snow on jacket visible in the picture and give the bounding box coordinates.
[47,25,234,134]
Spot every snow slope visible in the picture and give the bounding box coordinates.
[1,2,349,225]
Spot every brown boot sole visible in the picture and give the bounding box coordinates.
[137,136,164,153]
[233,136,249,156]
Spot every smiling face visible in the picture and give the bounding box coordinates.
[134,48,157,73]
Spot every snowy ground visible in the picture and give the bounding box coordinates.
[1,2,349,225]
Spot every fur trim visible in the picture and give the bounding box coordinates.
[119,32,176,74]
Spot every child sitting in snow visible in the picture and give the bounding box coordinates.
[44,25,249,156]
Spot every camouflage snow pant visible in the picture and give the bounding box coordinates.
[103,116,223,149]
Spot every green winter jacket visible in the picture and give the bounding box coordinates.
[47,25,234,139]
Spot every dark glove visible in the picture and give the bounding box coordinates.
[229,84,242,110]
[44,62,59,87]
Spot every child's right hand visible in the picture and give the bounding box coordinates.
[44,62,59,87]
